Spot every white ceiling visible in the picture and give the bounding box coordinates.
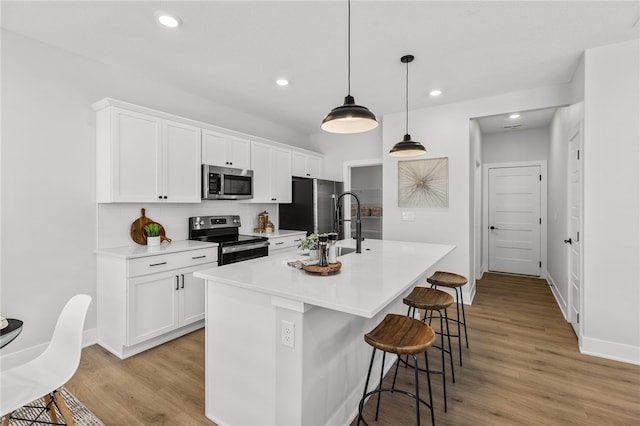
[476,107,558,134]
[2,1,639,135]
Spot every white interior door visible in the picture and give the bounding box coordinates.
[488,165,541,276]
[567,122,583,336]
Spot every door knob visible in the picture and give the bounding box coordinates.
[564,238,573,244]
[490,226,498,230]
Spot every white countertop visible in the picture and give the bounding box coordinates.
[95,240,218,259]
[195,239,455,318]
[245,229,307,238]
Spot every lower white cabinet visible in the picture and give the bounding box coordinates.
[97,245,217,359]
[267,232,306,254]
[127,265,206,345]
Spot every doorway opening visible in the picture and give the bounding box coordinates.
[343,159,383,240]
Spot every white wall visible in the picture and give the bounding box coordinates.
[309,127,383,181]
[0,30,307,361]
[482,127,549,164]
[547,107,570,312]
[581,39,640,363]
[382,85,571,302]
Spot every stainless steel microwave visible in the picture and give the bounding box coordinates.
[202,165,253,200]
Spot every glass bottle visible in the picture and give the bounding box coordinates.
[327,233,337,264]
[318,234,328,267]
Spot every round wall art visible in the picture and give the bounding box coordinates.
[398,157,449,208]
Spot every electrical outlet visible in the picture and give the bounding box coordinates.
[281,320,294,348]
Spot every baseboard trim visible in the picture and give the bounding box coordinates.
[580,336,640,365]
[1,327,98,371]
[546,273,568,321]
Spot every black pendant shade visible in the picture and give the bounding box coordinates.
[389,133,427,157]
[321,95,378,134]
[321,0,378,134]
[389,55,426,157]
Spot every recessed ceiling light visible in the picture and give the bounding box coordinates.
[509,113,521,119]
[158,14,181,28]
[276,79,289,87]
[429,89,442,97]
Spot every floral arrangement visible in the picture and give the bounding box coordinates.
[144,222,162,237]
[298,233,319,250]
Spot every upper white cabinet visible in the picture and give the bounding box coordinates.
[292,152,322,178]
[202,129,251,170]
[251,141,292,203]
[93,100,201,203]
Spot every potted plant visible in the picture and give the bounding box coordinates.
[144,223,162,247]
[298,233,319,259]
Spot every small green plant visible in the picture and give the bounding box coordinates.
[144,222,161,237]
[298,233,319,250]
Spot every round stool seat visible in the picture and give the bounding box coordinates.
[364,314,435,355]
[427,271,468,288]
[404,287,454,311]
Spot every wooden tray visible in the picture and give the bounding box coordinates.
[303,261,342,276]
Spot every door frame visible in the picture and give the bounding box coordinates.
[567,109,584,341]
[482,160,548,277]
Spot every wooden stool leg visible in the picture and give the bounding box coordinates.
[1,413,12,426]
[45,393,60,424]
[52,390,76,426]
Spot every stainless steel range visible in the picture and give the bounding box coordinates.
[188,215,269,265]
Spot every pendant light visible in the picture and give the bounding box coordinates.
[389,55,427,157]
[321,0,378,134]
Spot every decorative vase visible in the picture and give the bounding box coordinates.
[147,236,161,247]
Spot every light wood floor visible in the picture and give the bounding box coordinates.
[67,273,640,425]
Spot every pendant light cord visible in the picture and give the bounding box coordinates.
[405,58,409,134]
[347,0,351,96]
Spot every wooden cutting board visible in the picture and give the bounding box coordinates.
[130,208,154,245]
[130,209,172,245]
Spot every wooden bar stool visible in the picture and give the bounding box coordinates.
[357,314,436,426]
[394,287,455,412]
[427,271,469,366]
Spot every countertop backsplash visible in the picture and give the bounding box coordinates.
[97,202,280,249]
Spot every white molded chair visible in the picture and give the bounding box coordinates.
[1,294,92,426]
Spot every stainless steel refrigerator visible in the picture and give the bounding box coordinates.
[278,177,345,239]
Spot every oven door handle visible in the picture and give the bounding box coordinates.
[221,241,270,254]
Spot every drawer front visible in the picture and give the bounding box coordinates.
[128,248,218,277]
[269,234,305,253]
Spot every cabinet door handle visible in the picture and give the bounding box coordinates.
[294,238,302,242]
[175,275,180,290]
[275,242,284,245]
[192,255,206,259]
[150,261,167,267]
[181,274,185,289]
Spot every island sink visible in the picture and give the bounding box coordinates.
[335,246,356,257]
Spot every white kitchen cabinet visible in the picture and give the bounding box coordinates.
[93,100,201,203]
[266,231,306,253]
[97,244,216,359]
[251,141,292,203]
[292,152,322,178]
[127,264,206,345]
[202,129,251,170]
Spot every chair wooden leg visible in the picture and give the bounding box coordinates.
[45,393,60,424]
[52,390,76,426]
[1,413,12,426]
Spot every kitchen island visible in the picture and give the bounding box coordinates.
[195,239,455,426]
